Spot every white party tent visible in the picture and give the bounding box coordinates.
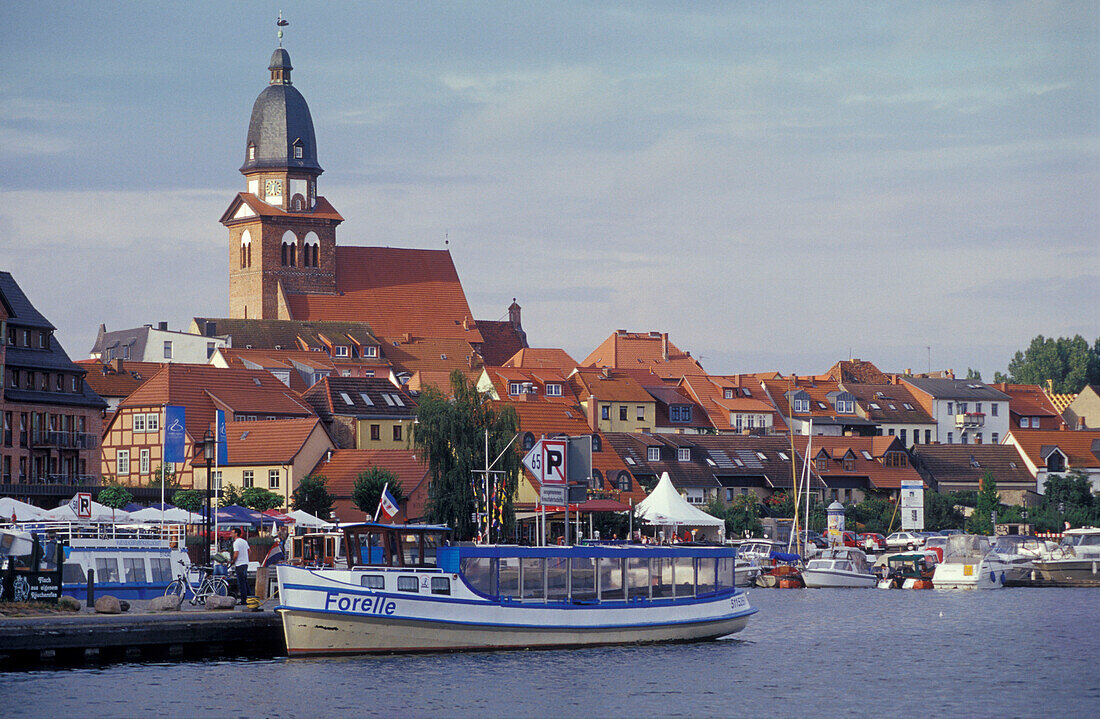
[42,498,131,523]
[0,496,48,522]
[289,509,335,529]
[635,472,725,542]
[128,506,202,524]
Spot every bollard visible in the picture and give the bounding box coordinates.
[87,568,95,607]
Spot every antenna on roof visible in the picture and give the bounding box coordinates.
[444,230,449,248]
[276,10,289,46]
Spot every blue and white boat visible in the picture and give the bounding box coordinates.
[276,523,756,655]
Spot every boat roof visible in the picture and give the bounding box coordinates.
[339,522,452,532]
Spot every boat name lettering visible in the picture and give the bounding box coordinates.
[325,592,397,616]
[730,594,749,611]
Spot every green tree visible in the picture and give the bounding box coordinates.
[924,491,965,531]
[172,489,203,513]
[292,474,335,520]
[239,487,284,512]
[1002,334,1100,394]
[219,485,243,508]
[845,497,897,535]
[147,464,179,493]
[97,484,132,513]
[965,367,982,381]
[707,494,762,538]
[966,470,999,535]
[414,369,521,541]
[351,467,407,518]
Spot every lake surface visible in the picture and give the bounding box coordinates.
[5,588,1098,718]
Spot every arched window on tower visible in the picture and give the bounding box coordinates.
[281,231,297,267]
[240,230,252,269]
[291,194,305,212]
[304,232,320,268]
[247,143,256,161]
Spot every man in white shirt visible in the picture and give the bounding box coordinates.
[230,527,250,606]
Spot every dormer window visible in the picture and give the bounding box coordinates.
[836,399,854,414]
[677,448,690,462]
[815,456,828,471]
[364,346,378,358]
[545,383,563,397]
[334,346,349,358]
[724,389,734,399]
[647,447,660,462]
[248,143,256,160]
[793,399,810,413]
[1046,450,1066,473]
[293,144,303,159]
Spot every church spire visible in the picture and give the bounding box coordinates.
[270,12,292,85]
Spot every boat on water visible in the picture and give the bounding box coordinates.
[803,547,876,588]
[17,522,189,601]
[991,535,1057,585]
[1030,527,1100,587]
[931,534,1009,590]
[875,551,938,589]
[276,522,756,655]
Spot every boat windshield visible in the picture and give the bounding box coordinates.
[942,535,991,562]
[993,536,1042,554]
[1062,533,1100,548]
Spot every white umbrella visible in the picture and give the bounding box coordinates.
[0,496,47,522]
[43,499,131,523]
[128,506,202,523]
[289,509,334,529]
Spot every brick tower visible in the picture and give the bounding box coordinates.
[221,46,342,320]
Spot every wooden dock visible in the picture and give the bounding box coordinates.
[0,610,284,668]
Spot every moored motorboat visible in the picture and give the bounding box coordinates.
[1030,528,1100,587]
[803,547,876,588]
[992,535,1056,586]
[931,535,1008,590]
[276,523,756,655]
[875,551,937,589]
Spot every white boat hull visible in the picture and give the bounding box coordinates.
[932,560,1008,589]
[802,569,876,588]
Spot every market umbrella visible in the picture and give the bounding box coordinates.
[0,496,47,522]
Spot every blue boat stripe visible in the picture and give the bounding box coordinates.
[275,603,758,631]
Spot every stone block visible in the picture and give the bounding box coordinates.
[94,595,122,614]
[148,594,183,612]
[57,596,82,612]
[205,594,237,610]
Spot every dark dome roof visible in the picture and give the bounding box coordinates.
[240,49,323,175]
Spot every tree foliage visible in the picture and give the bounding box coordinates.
[707,495,762,537]
[172,489,203,513]
[146,464,179,493]
[239,487,284,512]
[292,474,335,520]
[97,484,132,510]
[351,467,408,518]
[414,370,521,541]
[219,485,243,508]
[1000,334,1100,394]
[924,491,965,531]
[966,470,999,534]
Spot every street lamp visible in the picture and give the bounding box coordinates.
[203,429,215,566]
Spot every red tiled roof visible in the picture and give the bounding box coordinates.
[284,247,484,343]
[311,449,431,521]
[221,192,345,223]
[1009,429,1100,469]
[678,375,787,432]
[993,383,1065,424]
[379,335,483,377]
[504,347,578,371]
[119,364,314,441]
[217,348,339,392]
[581,330,706,378]
[826,359,892,384]
[224,418,326,465]
[761,376,847,419]
[75,359,172,399]
[483,367,577,404]
[568,367,655,404]
[476,319,527,367]
[791,435,922,490]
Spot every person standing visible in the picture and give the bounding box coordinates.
[230,527,250,606]
[255,526,288,601]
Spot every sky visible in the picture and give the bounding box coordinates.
[1,2,1096,379]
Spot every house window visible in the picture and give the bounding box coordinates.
[992,432,999,444]
[815,456,828,471]
[393,425,403,442]
[670,406,692,423]
[619,406,628,422]
[248,144,256,160]
[975,433,983,444]
[133,413,146,432]
[268,469,280,489]
[733,414,743,432]
[617,471,632,491]
[509,382,522,396]
[899,429,907,445]
[601,405,610,421]
[724,389,734,399]
[340,392,354,406]
[163,341,172,359]
[589,469,603,489]
[636,406,645,421]
[678,448,690,462]
[294,144,303,159]
[207,342,216,359]
[975,402,982,414]
[359,393,374,406]
[946,402,953,415]
[925,430,931,444]
[545,383,563,397]
[211,470,222,492]
[364,346,378,358]
[958,402,968,414]
[1046,452,1065,473]
[961,434,969,445]
[991,403,998,417]
[140,449,150,474]
[522,433,536,452]
[947,432,953,444]
[370,424,380,441]
[793,399,809,412]
[334,346,349,357]
[146,413,159,431]
[243,470,254,488]
[647,447,660,461]
[836,400,853,413]
[592,434,601,452]
[117,450,130,476]
[1020,417,1030,428]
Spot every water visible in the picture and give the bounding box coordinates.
[4,588,1098,718]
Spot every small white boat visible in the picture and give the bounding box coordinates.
[277,523,756,655]
[803,547,876,588]
[931,535,1008,590]
[991,535,1057,585]
[1031,528,1100,586]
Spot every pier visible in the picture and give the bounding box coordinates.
[0,609,283,668]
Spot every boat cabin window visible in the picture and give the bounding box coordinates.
[124,558,147,583]
[546,557,569,601]
[360,574,385,589]
[521,558,544,599]
[498,557,520,598]
[1064,533,1100,547]
[62,562,86,583]
[459,557,497,596]
[571,557,597,601]
[95,558,120,583]
[397,576,420,593]
[627,557,650,600]
[150,557,171,582]
[598,558,625,600]
[431,576,451,595]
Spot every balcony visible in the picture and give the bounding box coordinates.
[29,431,100,450]
[955,412,985,429]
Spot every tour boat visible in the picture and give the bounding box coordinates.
[276,522,756,655]
[802,547,876,588]
[1030,527,1100,587]
[930,534,1009,590]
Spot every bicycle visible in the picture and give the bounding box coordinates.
[164,559,230,605]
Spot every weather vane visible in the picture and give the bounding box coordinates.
[277,10,289,46]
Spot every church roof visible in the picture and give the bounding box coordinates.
[239,48,322,174]
[284,247,484,343]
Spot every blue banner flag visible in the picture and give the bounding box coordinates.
[163,405,187,463]
[216,409,228,465]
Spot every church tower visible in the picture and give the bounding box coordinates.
[221,45,342,320]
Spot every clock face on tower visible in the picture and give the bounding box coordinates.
[265,179,282,197]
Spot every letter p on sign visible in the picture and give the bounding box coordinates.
[542,440,567,485]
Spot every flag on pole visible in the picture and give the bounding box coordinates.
[216,409,228,465]
[379,485,400,519]
[163,405,186,463]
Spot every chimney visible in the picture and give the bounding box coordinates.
[1046,379,1054,393]
[402,332,412,344]
[325,449,332,462]
[158,321,168,331]
[462,316,470,331]
[1079,417,1087,430]
[204,321,217,337]
[110,358,124,374]
[508,299,522,330]
[662,333,669,361]
[601,367,611,379]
